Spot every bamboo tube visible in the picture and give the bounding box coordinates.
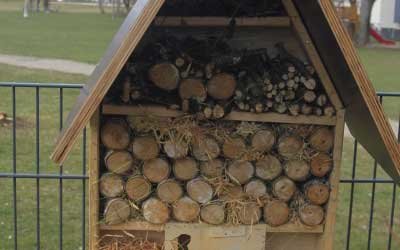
[199,158,224,178]
[186,178,214,204]
[222,137,246,159]
[99,173,124,198]
[132,136,159,160]
[142,158,171,183]
[125,175,152,202]
[227,160,254,184]
[200,203,226,225]
[310,153,333,177]
[309,127,334,152]
[239,202,262,225]
[255,155,282,181]
[272,176,296,202]
[104,198,131,225]
[244,179,267,199]
[284,160,310,182]
[157,179,183,204]
[263,200,290,227]
[298,204,325,226]
[191,136,221,161]
[277,135,304,158]
[173,196,200,222]
[104,150,133,174]
[173,157,199,181]
[142,197,170,224]
[178,78,207,101]
[251,129,276,152]
[163,140,188,159]
[148,63,180,91]
[207,73,237,100]
[304,180,330,205]
[101,119,130,150]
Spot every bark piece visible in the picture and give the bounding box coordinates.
[263,200,290,227]
[125,176,152,202]
[142,197,170,224]
[277,135,304,158]
[255,154,282,181]
[163,140,188,159]
[304,181,330,205]
[173,157,199,181]
[143,158,171,183]
[132,136,159,160]
[299,204,324,226]
[99,173,124,198]
[239,202,262,225]
[186,178,214,204]
[272,176,296,202]
[207,73,237,100]
[222,137,246,159]
[244,179,267,199]
[200,203,225,225]
[310,153,332,177]
[173,196,200,222]
[200,158,224,178]
[227,160,254,184]
[309,127,334,152]
[157,179,184,204]
[148,63,180,91]
[104,198,131,225]
[178,78,207,101]
[101,119,130,150]
[251,129,276,152]
[284,160,310,182]
[191,137,220,161]
[104,150,133,174]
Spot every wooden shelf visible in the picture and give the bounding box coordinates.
[154,16,291,27]
[99,220,323,234]
[102,104,337,126]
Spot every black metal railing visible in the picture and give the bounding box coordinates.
[0,82,398,250]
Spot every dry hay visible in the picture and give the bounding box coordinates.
[99,231,162,250]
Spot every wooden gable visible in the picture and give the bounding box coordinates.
[51,0,400,183]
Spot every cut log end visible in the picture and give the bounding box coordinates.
[263,200,290,227]
[125,176,152,202]
[148,63,180,91]
[309,127,334,152]
[222,137,246,159]
[299,204,325,226]
[101,120,130,150]
[157,179,184,204]
[244,179,267,199]
[191,137,221,161]
[186,178,214,204]
[163,140,188,159]
[255,155,282,181]
[284,160,310,182]
[227,161,255,185]
[143,158,171,183]
[310,153,332,177]
[278,135,304,159]
[207,73,237,100]
[200,203,226,225]
[132,136,159,160]
[218,185,244,201]
[173,157,199,181]
[173,196,200,222]
[200,158,224,178]
[142,198,170,224]
[239,202,262,225]
[251,129,276,152]
[99,173,124,198]
[104,198,131,225]
[272,176,296,202]
[104,150,133,174]
[178,78,207,101]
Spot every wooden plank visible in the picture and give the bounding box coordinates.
[89,110,100,250]
[102,104,337,126]
[317,109,345,250]
[291,0,400,183]
[154,16,290,27]
[282,0,343,110]
[99,220,322,234]
[51,0,166,164]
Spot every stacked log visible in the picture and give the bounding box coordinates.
[99,117,334,228]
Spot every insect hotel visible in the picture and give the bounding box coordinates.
[50,0,400,249]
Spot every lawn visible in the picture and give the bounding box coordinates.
[0,2,399,250]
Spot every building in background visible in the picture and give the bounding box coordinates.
[371,0,400,40]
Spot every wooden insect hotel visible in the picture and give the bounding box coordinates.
[50,0,400,249]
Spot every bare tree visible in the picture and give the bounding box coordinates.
[43,0,50,13]
[98,0,105,14]
[357,0,376,45]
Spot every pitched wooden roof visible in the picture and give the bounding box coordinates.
[51,0,400,183]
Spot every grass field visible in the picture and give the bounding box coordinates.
[0,2,399,249]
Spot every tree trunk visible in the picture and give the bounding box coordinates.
[23,0,30,18]
[125,176,152,202]
[104,198,131,225]
[263,200,290,227]
[358,0,376,46]
[142,197,170,224]
[173,157,199,181]
[99,173,125,198]
[186,178,214,204]
[200,203,225,225]
[98,0,105,14]
[43,0,49,13]
[157,179,183,204]
[172,196,200,222]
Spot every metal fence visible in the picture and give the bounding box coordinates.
[0,82,398,250]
